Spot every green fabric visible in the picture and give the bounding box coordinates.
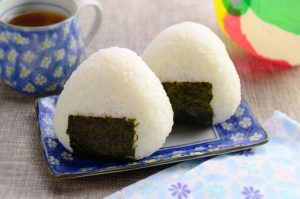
[223,0,300,34]
[250,0,300,35]
[222,0,250,16]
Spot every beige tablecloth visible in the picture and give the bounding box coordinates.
[1,0,300,198]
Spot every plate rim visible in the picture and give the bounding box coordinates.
[35,96,269,178]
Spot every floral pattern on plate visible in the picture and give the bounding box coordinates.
[36,96,268,178]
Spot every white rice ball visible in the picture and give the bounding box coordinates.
[142,22,241,124]
[54,47,174,160]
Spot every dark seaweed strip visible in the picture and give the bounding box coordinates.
[67,116,138,160]
[163,82,213,125]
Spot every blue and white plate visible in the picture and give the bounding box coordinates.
[36,96,268,178]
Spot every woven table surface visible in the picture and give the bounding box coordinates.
[1,0,300,198]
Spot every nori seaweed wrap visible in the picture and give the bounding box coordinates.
[54,47,174,160]
[143,22,241,124]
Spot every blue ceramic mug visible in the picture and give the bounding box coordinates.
[0,0,102,95]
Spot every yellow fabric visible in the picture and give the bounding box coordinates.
[214,0,227,35]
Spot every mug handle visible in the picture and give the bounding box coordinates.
[77,0,102,46]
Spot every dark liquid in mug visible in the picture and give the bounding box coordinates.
[8,11,67,27]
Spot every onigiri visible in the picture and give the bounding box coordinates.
[54,47,174,160]
[142,22,241,125]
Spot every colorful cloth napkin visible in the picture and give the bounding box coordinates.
[106,111,300,199]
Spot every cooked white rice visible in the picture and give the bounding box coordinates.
[54,47,174,160]
[142,22,241,124]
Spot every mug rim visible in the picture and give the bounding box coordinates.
[0,0,78,31]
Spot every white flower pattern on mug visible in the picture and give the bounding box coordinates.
[20,66,30,78]
[5,65,14,76]
[22,83,36,93]
[35,74,47,86]
[13,33,29,45]
[63,25,70,38]
[70,36,77,50]
[47,85,58,91]
[7,49,17,63]
[41,57,52,69]
[0,12,86,95]
[0,49,4,59]
[40,37,56,50]
[68,55,76,67]
[55,49,65,61]
[23,51,35,63]
[0,33,6,42]
[54,67,63,78]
